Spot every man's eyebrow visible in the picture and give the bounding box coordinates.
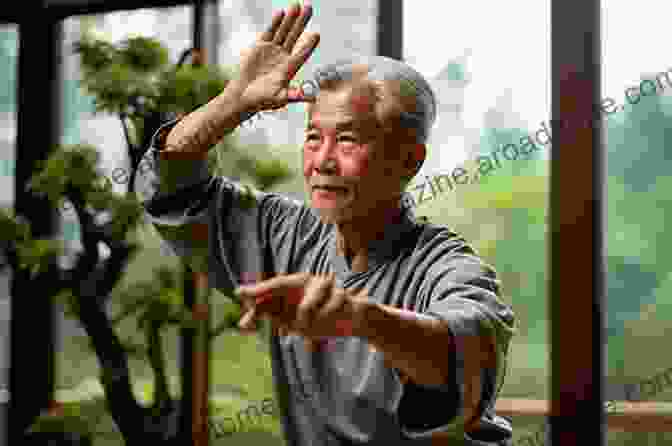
[306,120,359,131]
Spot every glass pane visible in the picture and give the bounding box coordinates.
[209,1,377,443]
[53,2,380,444]
[0,23,17,446]
[56,8,192,444]
[217,0,378,203]
[602,0,672,443]
[404,1,550,444]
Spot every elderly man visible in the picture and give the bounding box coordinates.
[134,2,515,444]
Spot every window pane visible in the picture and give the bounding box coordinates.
[209,1,377,443]
[56,9,192,445]
[0,23,17,446]
[54,2,379,444]
[217,0,378,202]
[603,0,672,442]
[404,1,551,443]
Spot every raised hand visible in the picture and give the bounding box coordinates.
[237,2,320,113]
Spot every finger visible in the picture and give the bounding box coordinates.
[259,9,285,42]
[283,3,313,52]
[287,32,320,83]
[235,272,310,301]
[238,307,258,333]
[273,2,302,46]
[314,281,346,322]
[238,289,256,309]
[295,274,333,331]
[286,84,310,103]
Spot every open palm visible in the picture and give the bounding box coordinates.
[238,2,320,111]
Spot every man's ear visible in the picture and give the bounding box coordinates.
[405,143,426,177]
[398,143,426,191]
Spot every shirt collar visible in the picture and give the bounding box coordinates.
[328,202,419,276]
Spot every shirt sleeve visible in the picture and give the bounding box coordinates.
[396,233,516,442]
[133,117,321,295]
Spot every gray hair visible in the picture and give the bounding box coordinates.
[301,55,437,147]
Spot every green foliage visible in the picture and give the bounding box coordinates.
[16,239,64,278]
[26,143,144,242]
[477,126,546,182]
[239,154,294,192]
[155,64,229,115]
[73,35,169,116]
[26,401,99,437]
[208,142,296,194]
[114,266,193,350]
[0,207,31,244]
[73,34,230,121]
[5,31,294,444]
[72,33,294,195]
[431,71,672,401]
[607,86,672,193]
[0,207,64,278]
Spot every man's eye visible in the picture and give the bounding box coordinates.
[305,134,319,141]
[339,135,356,142]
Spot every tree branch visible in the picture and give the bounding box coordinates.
[65,186,100,277]
[61,184,151,438]
[73,270,145,439]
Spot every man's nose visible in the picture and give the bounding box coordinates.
[313,139,338,172]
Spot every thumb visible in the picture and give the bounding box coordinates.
[287,85,311,103]
[238,307,258,333]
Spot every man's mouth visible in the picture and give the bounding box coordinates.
[313,185,348,193]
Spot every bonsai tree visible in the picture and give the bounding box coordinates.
[0,34,293,445]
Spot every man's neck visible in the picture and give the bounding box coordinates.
[335,204,403,273]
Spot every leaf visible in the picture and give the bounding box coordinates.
[117,36,169,72]
[15,238,64,277]
[0,207,31,243]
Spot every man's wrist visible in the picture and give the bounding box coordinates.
[226,78,254,109]
[352,300,381,340]
[161,82,252,156]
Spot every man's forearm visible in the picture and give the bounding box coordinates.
[163,79,252,156]
[355,303,454,387]
[355,302,493,427]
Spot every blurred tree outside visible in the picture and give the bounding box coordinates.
[411,67,672,417]
[0,29,295,445]
[5,16,672,445]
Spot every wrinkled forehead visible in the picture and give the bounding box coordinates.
[305,76,408,134]
[308,82,375,114]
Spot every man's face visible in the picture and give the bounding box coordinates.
[302,82,412,225]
